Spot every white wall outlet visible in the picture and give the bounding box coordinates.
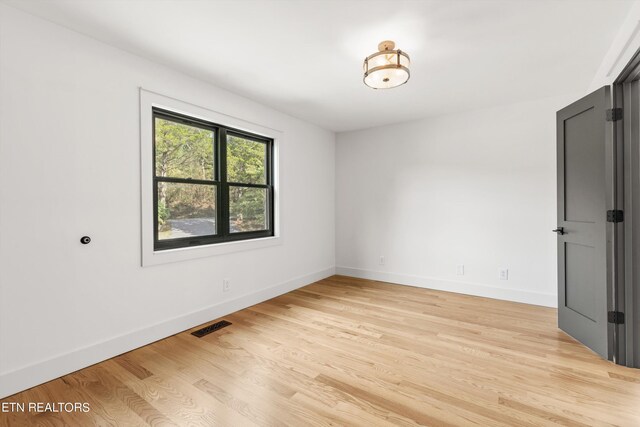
[499,269,509,280]
[379,256,385,266]
[456,264,465,276]
[223,278,231,292]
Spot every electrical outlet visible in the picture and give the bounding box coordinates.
[499,269,509,280]
[379,256,385,266]
[456,264,465,276]
[223,278,231,292]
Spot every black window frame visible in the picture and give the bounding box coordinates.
[153,107,275,251]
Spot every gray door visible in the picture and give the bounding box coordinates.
[556,86,612,359]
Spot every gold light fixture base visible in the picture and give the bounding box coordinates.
[378,40,395,51]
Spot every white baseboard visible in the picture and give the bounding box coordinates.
[0,266,335,399]
[336,266,556,308]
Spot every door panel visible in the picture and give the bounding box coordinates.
[565,242,597,321]
[564,106,601,223]
[557,86,611,359]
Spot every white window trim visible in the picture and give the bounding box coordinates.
[139,88,282,266]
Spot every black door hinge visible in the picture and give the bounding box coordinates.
[606,108,623,122]
[608,311,625,324]
[607,210,624,223]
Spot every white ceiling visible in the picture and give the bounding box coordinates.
[3,0,634,132]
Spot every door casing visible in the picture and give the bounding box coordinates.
[614,50,640,367]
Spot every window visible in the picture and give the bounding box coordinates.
[153,108,274,250]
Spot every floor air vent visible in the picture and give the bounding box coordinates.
[191,320,231,338]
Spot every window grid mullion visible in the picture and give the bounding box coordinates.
[227,182,270,189]
[219,128,230,237]
[155,177,219,186]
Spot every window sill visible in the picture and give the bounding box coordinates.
[143,235,281,267]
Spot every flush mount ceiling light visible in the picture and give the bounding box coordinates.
[363,40,410,89]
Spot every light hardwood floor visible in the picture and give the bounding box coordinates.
[2,275,640,426]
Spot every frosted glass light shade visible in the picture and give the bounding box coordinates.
[363,42,410,89]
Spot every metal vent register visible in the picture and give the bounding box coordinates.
[191,320,232,338]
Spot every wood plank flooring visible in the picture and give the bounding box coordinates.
[2,275,640,426]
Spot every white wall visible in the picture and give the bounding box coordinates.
[336,95,579,308]
[0,4,335,398]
